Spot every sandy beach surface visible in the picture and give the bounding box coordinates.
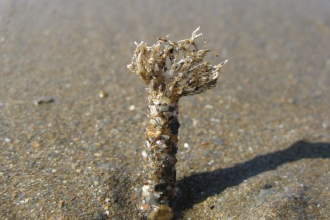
[1,0,330,219]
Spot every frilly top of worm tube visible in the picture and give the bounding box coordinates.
[127,27,227,100]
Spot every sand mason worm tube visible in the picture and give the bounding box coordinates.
[127,27,227,219]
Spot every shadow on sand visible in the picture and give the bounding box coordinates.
[170,140,330,218]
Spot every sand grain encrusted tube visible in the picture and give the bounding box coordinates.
[127,27,227,219]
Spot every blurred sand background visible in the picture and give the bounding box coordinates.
[0,0,330,219]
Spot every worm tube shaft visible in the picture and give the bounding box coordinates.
[141,97,179,218]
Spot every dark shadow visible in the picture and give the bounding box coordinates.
[170,140,330,219]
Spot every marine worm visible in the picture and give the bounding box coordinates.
[127,27,227,219]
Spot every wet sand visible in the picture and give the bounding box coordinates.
[1,0,330,219]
